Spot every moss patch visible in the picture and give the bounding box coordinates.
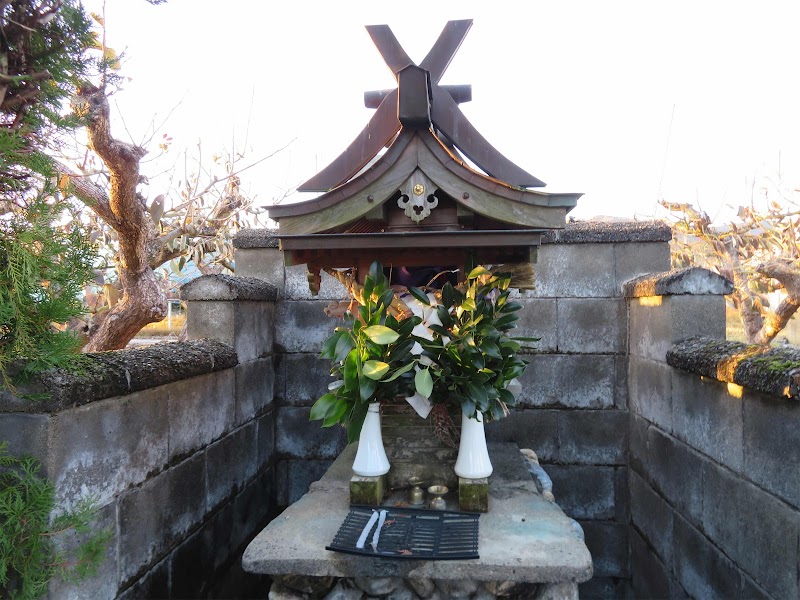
[459,477,489,513]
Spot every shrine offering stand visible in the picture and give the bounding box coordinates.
[243,442,592,599]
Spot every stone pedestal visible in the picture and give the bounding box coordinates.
[349,474,385,506]
[243,443,592,598]
[459,476,489,512]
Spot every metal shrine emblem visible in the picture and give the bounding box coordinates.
[398,170,438,223]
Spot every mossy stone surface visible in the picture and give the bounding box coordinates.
[459,477,489,512]
[350,475,385,506]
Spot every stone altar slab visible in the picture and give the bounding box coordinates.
[243,443,592,587]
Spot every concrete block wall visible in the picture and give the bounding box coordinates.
[0,335,277,599]
[489,222,671,598]
[626,269,800,599]
[234,222,672,597]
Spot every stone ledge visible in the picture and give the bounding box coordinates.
[667,336,800,400]
[233,228,279,249]
[623,267,733,298]
[0,339,238,413]
[541,220,671,244]
[181,275,278,302]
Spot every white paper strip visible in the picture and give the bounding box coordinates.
[356,511,379,549]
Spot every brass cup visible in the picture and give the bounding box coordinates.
[427,485,448,510]
[408,477,425,506]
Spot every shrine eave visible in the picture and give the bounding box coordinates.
[269,129,582,235]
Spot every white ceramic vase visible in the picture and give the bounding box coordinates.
[454,411,493,479]
[352,402,390,477]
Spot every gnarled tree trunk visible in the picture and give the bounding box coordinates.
[71,84,167,351]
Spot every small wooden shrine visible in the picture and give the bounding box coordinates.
[269,20,582,288]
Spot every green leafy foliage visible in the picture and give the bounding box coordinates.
[311,262,421,442]
[0,442,111,599]
[1,1,97,198]
[417,271,534,422]
[0,195,96,388]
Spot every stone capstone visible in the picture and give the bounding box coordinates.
[667,336,800,400]
[541,220,671,244]
[0,339,237,413]
[623,267,733,298]
[181,274,278,301]
[233,228,280,248]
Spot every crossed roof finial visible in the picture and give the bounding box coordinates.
[298,20,545,193]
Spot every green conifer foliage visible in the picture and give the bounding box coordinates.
[0,193,95,387]
[0,1,98,386]
[0,442,111,599]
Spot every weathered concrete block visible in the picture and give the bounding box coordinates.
[579,521,629,578]
[546,465,616,520]
[670,294,726,344]
[630,295,727,362]
[702,461,800,599]
[673,513,743,600]
[614,241,670,289]
[530,243,616,298]
[350,474,385,505]
[517,354,615,409]
[277,353,333,407]
[116,557,170,600]
[234,246,285,289]
[629,298,671,361]
[630,528,687,600]
[118,453,207,584]
[739,574,772,600]
[186,301,273,363]
[277,459,333,506]
[628,413,649,475]
[578,576,631,600]
[285,264,350,300]
[485,409,558,462]
[186,300,235,346]
[169,528,213,599]
[206,422,258,510]
[645,426,704,526]
[628,356,673,432]
[48,501,119,600]
[49,388,168,508]
[256,410,275,468]
[275,300,338,353]
[510,298,557,352]
[276,406,348,459]
[614,466,629,523]
[557,298,626,354]
[630,470,673,565]
[613,355,629,409]
[0,413,50,470]
[233,466,276,551]
[168,371,235,461]
[233,301,274,362]
[672,371,743,473]
[558,409,628,466]
[743,389,800,509]
[234,357,274,426]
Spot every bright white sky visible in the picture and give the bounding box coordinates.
[83,0,800,221]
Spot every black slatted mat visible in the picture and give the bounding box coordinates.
[326,505,480,559]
